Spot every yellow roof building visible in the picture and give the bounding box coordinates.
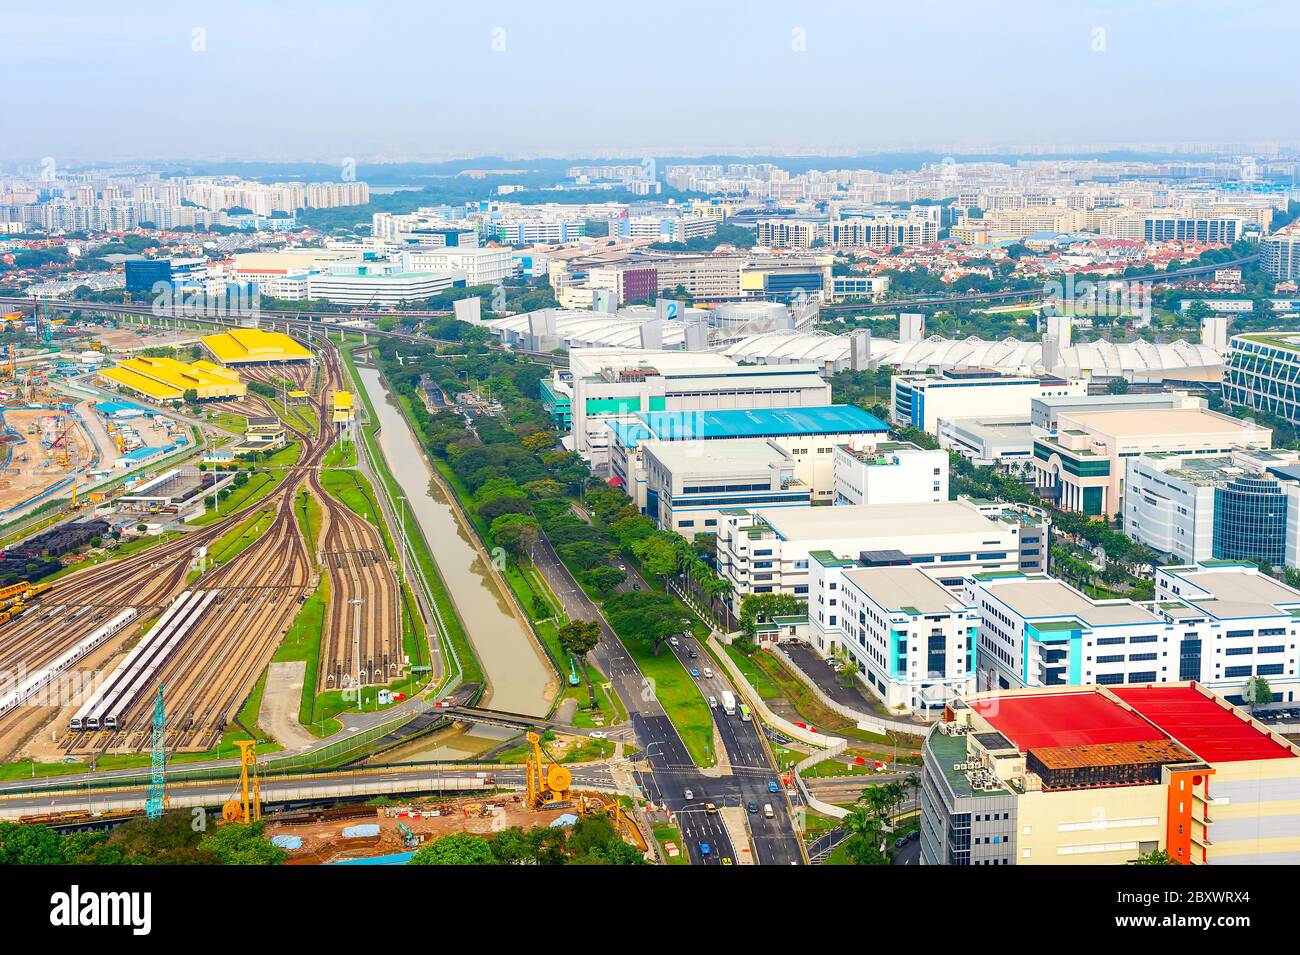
[201,328,313,365]
[331,390,355,424]
[100,355,248,402]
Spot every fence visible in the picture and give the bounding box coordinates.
[769,644,926,739]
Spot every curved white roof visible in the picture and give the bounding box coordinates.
[721,330,1223,379]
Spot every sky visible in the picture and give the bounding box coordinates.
[2,0,1297,164]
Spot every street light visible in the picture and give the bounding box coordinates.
[350,598,364,709]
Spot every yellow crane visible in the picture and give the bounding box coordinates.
[221,740,261,824]
[524,731,572,810]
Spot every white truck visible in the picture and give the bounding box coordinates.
[720,690,736,716]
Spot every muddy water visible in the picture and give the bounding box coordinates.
[355,364,552,722]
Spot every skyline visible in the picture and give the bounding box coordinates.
[3,0,1298,163]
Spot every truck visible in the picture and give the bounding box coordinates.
[720,690,736,716]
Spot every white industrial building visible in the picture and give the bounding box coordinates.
[967,562,1300,706]
[832,440,949,505]
[937,416,1034,471]
[403,247,514,286]
[306,262,463,306]
[608,404,889,503]
[892,370,1087,435]
[548,349,833,473]
[807,563,979,713]
[716,497,1051,608]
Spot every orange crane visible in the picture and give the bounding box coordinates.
[50,418,76,468]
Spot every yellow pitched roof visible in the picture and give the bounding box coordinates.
[202,328,312,364]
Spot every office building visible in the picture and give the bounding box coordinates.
[1124,449,1300,566]
[893,371,1086,435]
[967,562,1300,703]
[938,416,1034,472]
[921,684,1300,865]
[403,247,513,286]
[718,497,1049,607]
[1032,406,1272,518]
[1223,332,1300,427]
[1143,215,1243,244]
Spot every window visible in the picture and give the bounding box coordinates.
[1225,665,1252,678]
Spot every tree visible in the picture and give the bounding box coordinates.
[558,619,601,707]
[0,822,69,864]
[410,832,498,865]
[582,565,626,596]
[738,592,804,638]
[490,513,540,561]
[631,534,678,581]
[1243,675,1273,712]
[1106,377,1130,395]
[198,822,287,865]
[1129,848,1175,865]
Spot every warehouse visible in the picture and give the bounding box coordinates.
[201,328,313,365]
[99,356,247,402]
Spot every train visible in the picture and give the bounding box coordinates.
[70,591,215,732]
[0,606,137,719]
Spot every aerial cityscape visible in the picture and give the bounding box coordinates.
[0,2,1296,920]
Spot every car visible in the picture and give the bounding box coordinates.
[683,788,694,801]
[746,801,758,813]
[768,781,780,794]
[894,835,909,849]
[632,583,642,590]
[708,695,718,708]
[588,731,608,739]
[763,803,774,818]
[699,842,711,857]
[705,802,718,814]
[687,648,697,659]
[690,667,700,677]
[702,667,713,678]
[670,636,680,647]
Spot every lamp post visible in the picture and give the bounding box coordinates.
[350,598,364,709]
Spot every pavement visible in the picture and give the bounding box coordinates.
[261,661,319,750]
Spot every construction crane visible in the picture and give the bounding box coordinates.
[145,685,166,820]
[524,731,572,810]
[222,740,261,824]
[50,418,75,468]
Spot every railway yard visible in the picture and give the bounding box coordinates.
[0,337,406,761]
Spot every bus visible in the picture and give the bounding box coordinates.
[739,704,751,722]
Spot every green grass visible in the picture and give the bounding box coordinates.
[495,734,615,764]
[801,758,876,779]
[720,642,781,700]
[622,637,715,768]
[322,438,357,468]
[209,412,247,435]
[653,825,690,865]
[294,488,322,556]
[260,441,302,468]
[208,506,277,564]
[188,471,278,526]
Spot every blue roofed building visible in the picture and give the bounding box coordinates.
[609,404,889,507]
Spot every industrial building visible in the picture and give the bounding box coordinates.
[832,440,949,506]
[806,563,978,712]
[608,404,889,502]
[100,356,246,402]
[115,467,236,519]
[921,683,1300,865]
[202,328,313,365]
[718,496,1050,608]
[636,438,811,538]
[937,416,1035,471]
[892,370,1086,435]
[1031,406,1273,518]
[966,561,1300,704]
[1123,448,1300,567]
[551,349,833,474]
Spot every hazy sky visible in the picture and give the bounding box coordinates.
[3,0,1297,163]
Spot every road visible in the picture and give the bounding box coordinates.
[531,530,805,864]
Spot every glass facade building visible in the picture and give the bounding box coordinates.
[1213,476,1288,565]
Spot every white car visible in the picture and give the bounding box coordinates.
[702,667,713,679]
[708,696,718,708]
[670,637,680,647]
[588,731,608,740]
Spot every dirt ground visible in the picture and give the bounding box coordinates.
[72,326,203,355]
[267,794,589,863]
[0,408,92,512]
